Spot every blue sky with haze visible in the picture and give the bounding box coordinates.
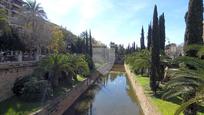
[36,0,189,47]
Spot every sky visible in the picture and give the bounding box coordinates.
[36,0,189,47]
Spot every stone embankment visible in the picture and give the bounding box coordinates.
[124,64,160,115]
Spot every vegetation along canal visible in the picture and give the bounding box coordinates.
[64,72,143,115]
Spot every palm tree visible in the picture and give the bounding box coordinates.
[175,90,204,115]
[23,0,47,20]
[163,45,204,115]
[71,54,90,78]
[22,0,48,53]
[37,54,74,87]
[36,53,90,87]
[125,49,151,75]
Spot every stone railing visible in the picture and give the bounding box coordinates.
[0,51,46,63]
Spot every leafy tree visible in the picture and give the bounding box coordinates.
[147,23,152,50]
[0,9,10,35]
[150,5,160,94]
[0,28,25,51]
[49,26,65,53]
[159,13,166,51]
[140,27,145,49]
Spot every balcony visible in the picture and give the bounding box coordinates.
[0,4,5,9]
[11,9,20,14]
[11,0,23,6]
[12,3,21,9]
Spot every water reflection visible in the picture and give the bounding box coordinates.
[64,73,142,115]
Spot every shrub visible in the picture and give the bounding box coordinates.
[13,76,53,102]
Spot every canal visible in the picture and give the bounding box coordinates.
[63,72,142,115]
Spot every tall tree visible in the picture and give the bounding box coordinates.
[89,30,93,57]
[158,13,166,82]
[22,0,50,53]
[85,30,89,54]
[147,23,152,50]
[183,0,203,115]
[150,5,160,94]
[132,42,136,51]
[23,0,47,19]
[80,31,89,54]
[184,0,203,56]
[159,13,166,51]
[127,44,130,54]
[140,27,145,49]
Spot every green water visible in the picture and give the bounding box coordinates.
[64,73,142,115]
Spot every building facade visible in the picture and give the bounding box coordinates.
[0,0,23,25]
[165,43,183,59]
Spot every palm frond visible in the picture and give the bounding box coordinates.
[175,95,204,115]
[172,56,204,69]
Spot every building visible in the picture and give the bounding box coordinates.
[165,43,183,59]
[0,0,23,25]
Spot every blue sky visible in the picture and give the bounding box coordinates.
[36,0,189,47]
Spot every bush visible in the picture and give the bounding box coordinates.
[21,79,53,102]
[12,76,31,96]
[13,76,53,102]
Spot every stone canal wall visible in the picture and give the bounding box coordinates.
[0,62,36,102]
[32,71,100,115]
[124,64,160,115]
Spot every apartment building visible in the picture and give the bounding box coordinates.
[0,0,23,25]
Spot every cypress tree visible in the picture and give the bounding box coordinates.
[147,23,152,50]
[127,44,130,54]
[150,5,160,94]
[159,13,166,51]
[132,42,136,51]
[85,30,89,54]
[184,0,203,56]
[158,13,166,82]
[140,27,145,49]
[183,0,203,115]
[89,30,93,57]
